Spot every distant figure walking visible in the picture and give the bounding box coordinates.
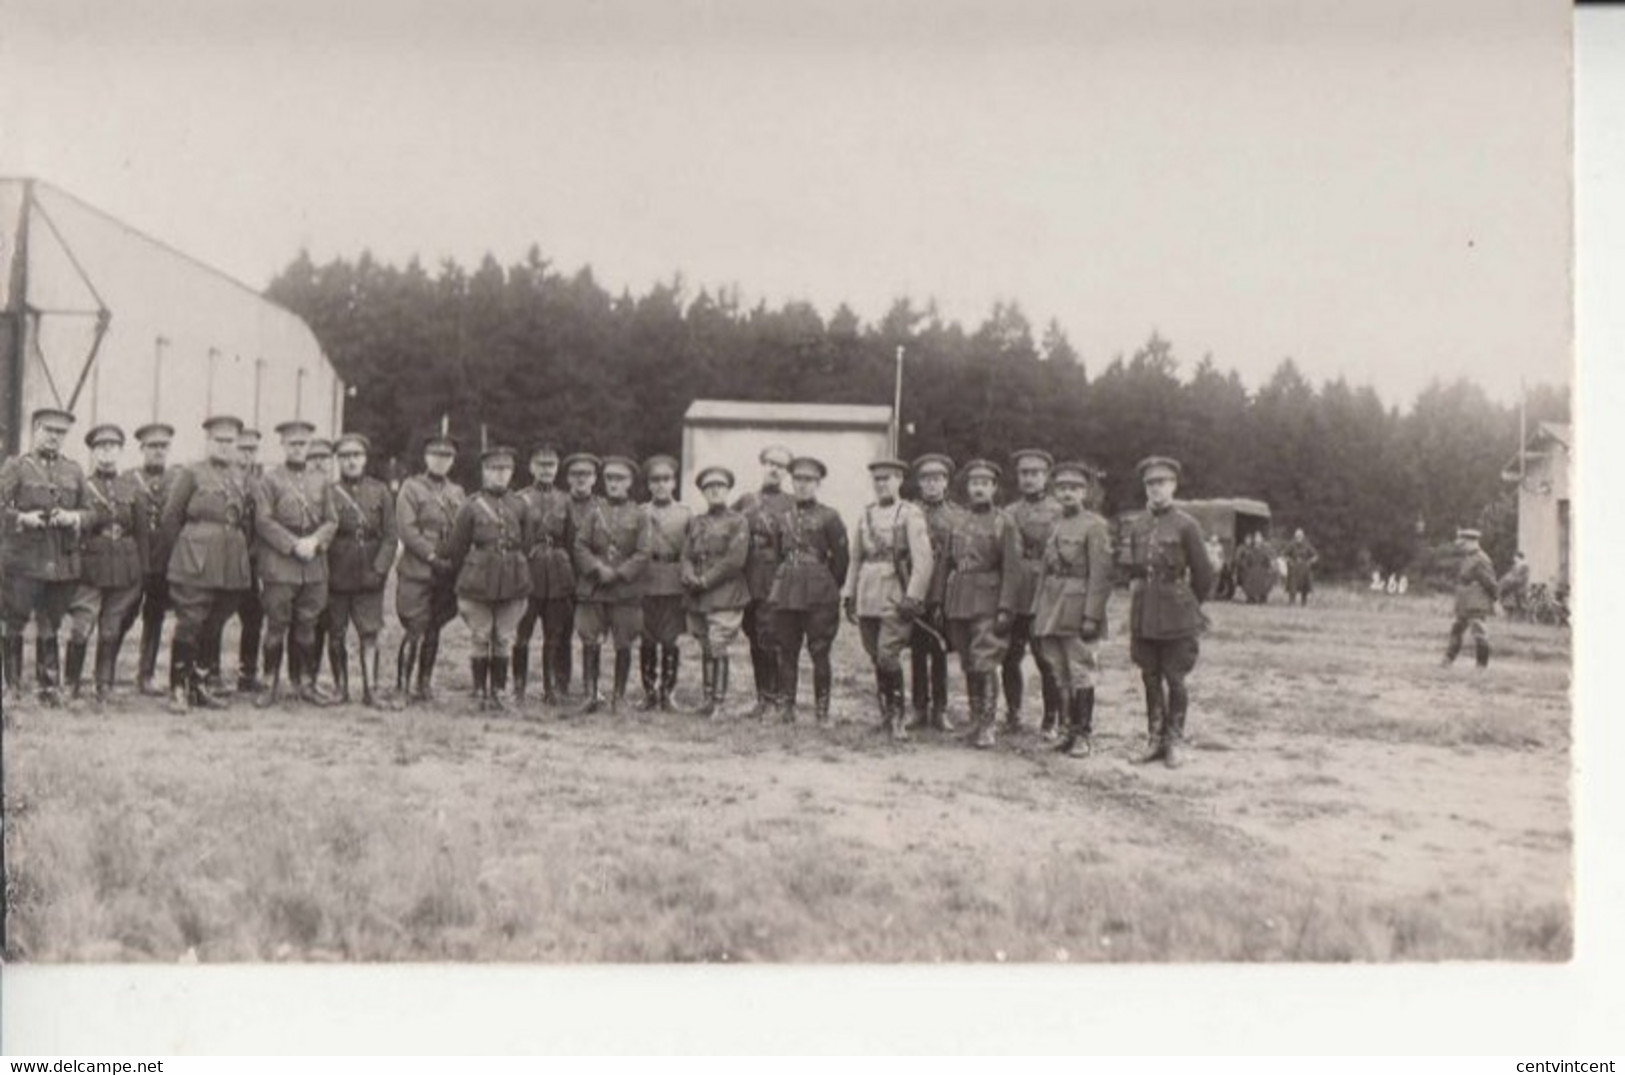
[1283,528,1318,606]
[1443,528,1498,670]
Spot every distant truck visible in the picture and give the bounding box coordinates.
[1,178,342,458]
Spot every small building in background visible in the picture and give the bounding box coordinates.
[681,400,893,526]
[1502,421,1572,589]
[1,178,341,459]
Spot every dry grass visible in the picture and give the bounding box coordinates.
[3,584,1572,963]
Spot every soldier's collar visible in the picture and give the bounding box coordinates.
[1062,505,1081,517]
[707,503,728,515]
[34,448,58,460]
[651,497,674,507]
[286,460,306,471]
[1023,492,1046,503]
[95,465,118,476]
[606,494,629,504]
[878,497,896,507]
[143,464,165,475]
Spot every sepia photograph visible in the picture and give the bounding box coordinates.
[0,0,1585,1035]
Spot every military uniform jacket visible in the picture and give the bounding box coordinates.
[1455,549,1498,618]
[126,464,182,575]
[768,499,848,610]
[1285,537,1318,567]
[396,474,466,583]
[160,459,254,590]
[520,485,575,600]
[1003,495,1064,615]
[574,497,651,604]
[254,464,338,584]
[0,450,88,581]
[1125,505,1215,640]
[918,498,966,607]
[682,506,750,612]
[1031,507,1113,638]
[642,500,693,597]
[80,469,149,589]
[443,489,533,603]
[943,503,1022,620]
[328,475,398,593]
[734,487,795,602]
[845,499,935,617]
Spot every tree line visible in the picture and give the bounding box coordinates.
[265,248,1569,579]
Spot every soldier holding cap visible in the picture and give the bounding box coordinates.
[573,454,651,714]
[326,433,398,707]
[733,444,796,717]
[441,446,533,710]
[769,456,849,724]
[1124,455,1215,768]
[0,407,90,705]
[943,459,1023,748]
[64,424,148,704]
[512,445,573,705]
[1444,528,1498,670]
[639,454,691,712]
[910,452,963,731]
[156,415,255,713]
[682,466,750,717]
[1031,462,1114,758]
[121,422,180,696]
[559,451,606,701]
[1002,448,1066,738]
[253,420,339,707]
[395,432,466,701]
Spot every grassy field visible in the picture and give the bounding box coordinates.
[2,585,1571,963]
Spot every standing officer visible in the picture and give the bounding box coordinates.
[573,455,650,714]
[910,453,962,731]
[560,451,605,702]
[157,415,255,713]
[942,459,1022,749]
[67,424,147,704]
[1124,456,1215,768]
[306,437,336,683]
[1031,462,1114,759]
[513,445,573,705]
[203,426,265,697]
[1283,528,1319,606]
[122,422,179,696]
[326,433,398,707]
[682,466,750,718]
[395,433,465,701]
[0,407,90,706]
[1444,528,1498,670]
[1002,448,1064,737]
[254,420,338,707]
[733,445,795,718]
[769,457,848,725]
[639,454,691,711]
[845,458,935,741]
[441,445,532,711]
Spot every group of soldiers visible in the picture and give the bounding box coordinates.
[1219,528,1319,605]
[0,407,1224,768]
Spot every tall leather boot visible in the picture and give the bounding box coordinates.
[471,656,490,711]
[416,630,441,701]
[778,648,800,723]
[659,646,679,711]
[358,639,378,707]
[580,644,603,715]
[909,645,931,729]
[748,628,773,718]
[65,638,90,703]
[1135,674,1167,764]
[1475,636,1491,670]
[191,654,228,710]
[38,636,63,707]
[396,634,420,700]
[931,648,951,731]
[297,641,334,707]
[168,639,193,714]
[237,621,261,694]
[554,625,573,698]
[329,638,351,704]
[1066,688,1096,758]
[1164,677,1188,769]
[697,656,717,718]
[970,673,997,749]
[1001,651,1024,730]
[540,649,558,706]
[256,641,285,709]
[886,667,909,742]
[3,634,24,701]
[813,650,835,725]
[714,655,730,717]
[94,637,120,704]
[489,654,509,712]
[1039,666,1061,740]
[137,616,164,695]
[636,643,660,711]
[612,647,633,715]
[511,643,530,702]
[873,667,891,734]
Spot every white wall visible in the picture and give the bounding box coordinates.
[681,422,891,528]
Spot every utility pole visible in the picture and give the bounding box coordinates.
[891,345,904,457]
[2,179,32,454]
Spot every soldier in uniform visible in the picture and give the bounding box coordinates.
[206,426,264,696]
[909,453,962,731]
[326,433,399,706]
[253,420,339,707]
[513,445,573,705]
[1283,528,1319,606]
[560,452,605,702]
[639,454,691,711]
[121,422,180,696]
[942,459,1023,749]
[733,444,795,718]
[682,466,750,718]
[770,457,849,724]
[1444,528,1497,670]
[1031,462,1114,759]
[157,415,255,713]
[1124,456,1216,769]
[306,437,336,684]
[573,455,651,713]
[395,433,465,701]
[441,445,532,710]
[1002,448,1065,737]
[66,424,148,704]
[0,407,90,705]
[845,458,935,741]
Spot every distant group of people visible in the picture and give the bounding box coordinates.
[1211,528,1319,606]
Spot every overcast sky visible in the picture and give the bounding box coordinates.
[1,0,1569,407]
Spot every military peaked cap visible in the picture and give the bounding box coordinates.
[529,444,561,462]
[422,433,459,453]
[1011,448,1054,469]
[912,453,954,478]
[85,423,125,448]
[759,444,794,466]
[335,433,371,455]
[1136,455,1182,481]
[202,415,245,434]
[959,458,1002,481]
[563,452,601,473]
[481,445,518,465]
[134,423,176,445]
[789,456,827,479]
[275,419,317,437]
[1052,461,1093,487]
[31,407,76,428]
[644,454,679,478]
[867,457,908,476]
[1456,528,1482,541]
[307,438,334,458]
[601,455,640,478]
[696,465,736,490]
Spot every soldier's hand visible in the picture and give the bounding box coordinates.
[842,596,858,625]
[897,596,924,623]
[992,610,1013,637]
[1079,617,1101,642]
[16,510,46,531]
